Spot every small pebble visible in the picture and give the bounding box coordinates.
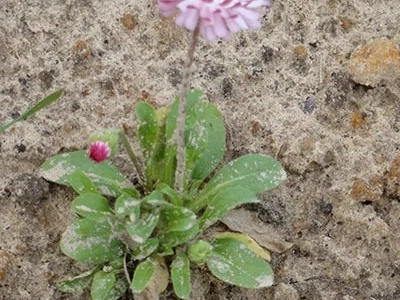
[293,45,308,57]
[302,98,316,113]
[122,13,136,30]
[350,177,384,203]
[347,37,400,87]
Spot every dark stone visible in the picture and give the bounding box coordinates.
[325,71,353,109]
[221,77,233,98]
[302,98,316,113]
[262,45,276,63]
[15,143,26,153]
[38,70,55,90]
[71,101,80,112]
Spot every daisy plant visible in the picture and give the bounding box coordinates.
[3,1,287,299]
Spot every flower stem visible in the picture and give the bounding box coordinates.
[175,22,200,194]
[119,129,145,187]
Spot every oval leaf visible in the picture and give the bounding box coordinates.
[199,187,259,230]
[160,205,197,232]
[131,258,155,293]
[40,150,131,196]
[67,170,98,194]
[106,276,129,300]
[57,268,98,293]
[157,204,199,248]
[91,271,116,300]
[171,251,191,299]
[207,237,274,289]
[60,218,124,264]
[71,193,112,221]
[132,238,159,260]
[186,101,225,183]
[213,232,271,262]
[191,154,286,212]
[132,257,169,297]
[164,90,226,188]
[158,223,199,248]
[126,211,160,244]
[114,193,141,221]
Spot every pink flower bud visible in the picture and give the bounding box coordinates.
[159,0,271,42]
[88,141,111,163]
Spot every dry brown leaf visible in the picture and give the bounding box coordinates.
[221,208,293,253]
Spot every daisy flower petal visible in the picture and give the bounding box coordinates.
[159,0,271,42]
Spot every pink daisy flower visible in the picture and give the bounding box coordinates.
[159,0,271,41]
[88,141,111,163]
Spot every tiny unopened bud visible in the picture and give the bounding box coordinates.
[188,240,213,264]
[88,141,111,163]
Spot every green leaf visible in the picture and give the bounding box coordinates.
[114,193,141,221]
[132,238,159,260]
[109,256,125,270]
[131,258,155,293]
[171,251,191,299]
[185,97,225,183]
[158,222,199,248]
[120,187,140,198]
[157,204,199,248]
[91,271,116,300]
[106,276,129,300]
[207,238,273,289]
[142,190,167,208]
[40,150,131,197]
[213,232,271,262]
[163,89,226,189]
[190,154,286,212]
[60,218,124,264]
[199,187,259,230]
[136,102,167,188]
[157,183,182,206]
[57,268,98,293]
[67,170,98,194]
[136,102,159,160]
[159,205,197,232]
[71,193,112,221]
[126,210,160,244]
[0,90,63,133]
[157,246,174,256]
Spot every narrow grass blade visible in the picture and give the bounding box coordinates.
[0,90,63,133]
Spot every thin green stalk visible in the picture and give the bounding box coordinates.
[174,22,200,194]
[119,130,145,187]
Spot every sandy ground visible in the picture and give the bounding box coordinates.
[1,0,400,299]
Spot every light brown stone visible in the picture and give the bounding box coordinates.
[293,45,308,57]
[350,111,364,129]
[339,16,353,32]
[122,13,136,30]
[347,37,400,87]
[351,176,384,203]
